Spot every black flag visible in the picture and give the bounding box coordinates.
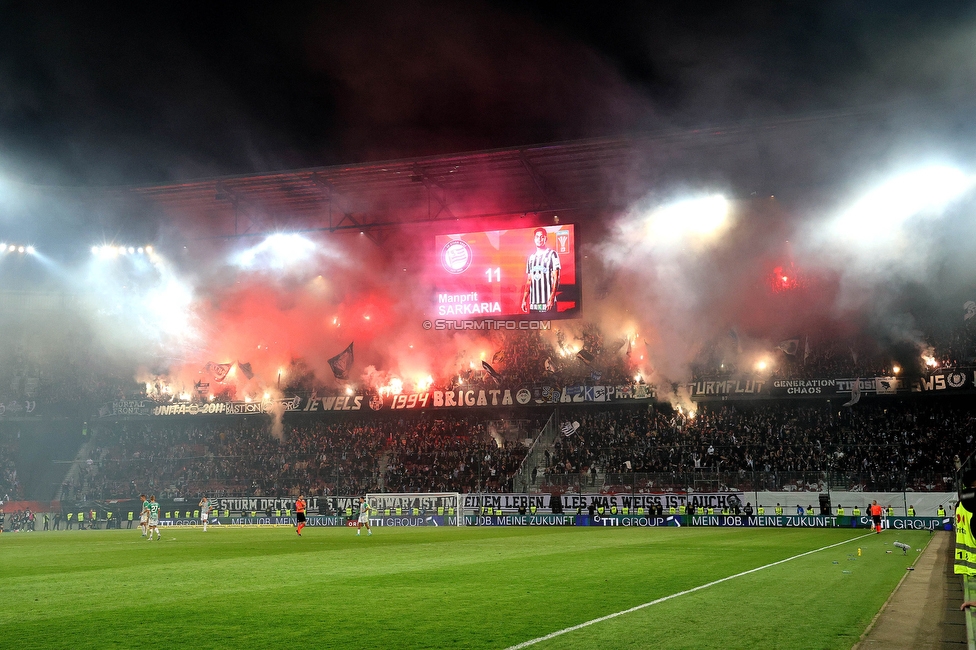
[328,343,354,380]
[576,349,595,364]
[238,361,254,380]
[481,361,502,381]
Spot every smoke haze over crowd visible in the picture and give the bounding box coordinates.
[2,3,976,404]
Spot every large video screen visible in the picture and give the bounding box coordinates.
[431,224,580,320]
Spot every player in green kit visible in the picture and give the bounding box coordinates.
[356,497,372,536]
[147,495,161,541]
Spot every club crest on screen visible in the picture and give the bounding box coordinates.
[441,240,472,274]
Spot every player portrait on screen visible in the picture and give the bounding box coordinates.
[521,228,561,313]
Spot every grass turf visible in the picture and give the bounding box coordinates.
[0,525,933,649]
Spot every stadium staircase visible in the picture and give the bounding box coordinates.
[376,448,392,491]
[514,413,560,492]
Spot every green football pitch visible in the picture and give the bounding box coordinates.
[0,525,933,649]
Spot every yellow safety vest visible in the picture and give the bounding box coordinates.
[907,508,915,516]
[805,508,814,515]
[678,505,685,515]
[757,507,765,515]
[836,507,845,516]
[852,507,861,515]
[955,503,976,576]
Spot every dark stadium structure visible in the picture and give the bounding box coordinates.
[1,121,974,519]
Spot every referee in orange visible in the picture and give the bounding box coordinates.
[870,500,883,533]
[295,495,307,536]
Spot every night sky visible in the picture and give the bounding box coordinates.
[1,2,973,186]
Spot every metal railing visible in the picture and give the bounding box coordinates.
[511,413,558,493]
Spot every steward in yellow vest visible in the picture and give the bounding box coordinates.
[836,506,845,516]
[852,506,861,516]
[805,506,815,515]
[907,506,916,516]
[938,505,947,517]
[774,504,784,515]
[956,502,976,576]
[957,471,976,576]
[757,506,765,515]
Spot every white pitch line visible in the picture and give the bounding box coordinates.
[505,531,876,650]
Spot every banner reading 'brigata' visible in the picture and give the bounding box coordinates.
[100,383,655,417]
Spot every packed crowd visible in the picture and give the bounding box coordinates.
[0,430,23,502]
[0,320,141,415]
[77,413,531,500]
[78,418,386,500]
[546,400,974,492]
[10,315,976,421]
[692,322,976,383]
[383,416,534,493]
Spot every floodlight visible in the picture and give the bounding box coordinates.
[831,166,973,242]
[644,195,729,244]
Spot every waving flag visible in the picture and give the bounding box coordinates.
[777,339,799,355]
[237,361,254,380]
[481,361,502,381]
[328,343,354,380]
[205,362,232,382]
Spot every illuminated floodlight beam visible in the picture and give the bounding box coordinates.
[232,233,318,269]
[829,166,974,243]
[640,195,730,246]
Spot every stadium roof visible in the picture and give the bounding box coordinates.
[119,111,876,240]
